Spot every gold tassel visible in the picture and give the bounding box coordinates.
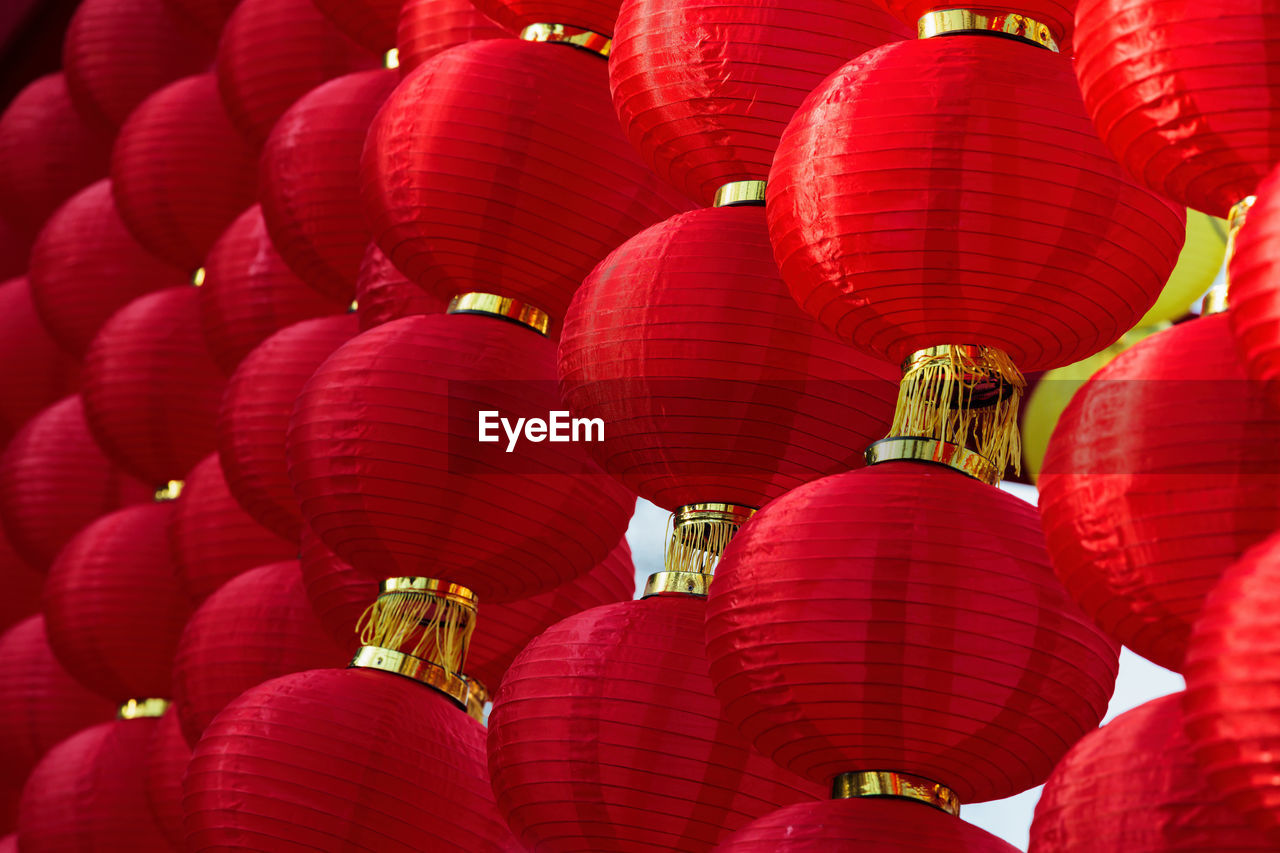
[663,503,756,575]
[355,580,477,676]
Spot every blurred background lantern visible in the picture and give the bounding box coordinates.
[472,0,619,36]
[0,278,80,445]
[145,708,191,850]
[394,0,509,73]
[1141,211,1227,326]
[0,530,42,636]
[161,0,240,37]
[353,242,446,330]
[313,0,402,54]
[0,216,27,279]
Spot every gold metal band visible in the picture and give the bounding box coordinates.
[865,436,1000,485]
[349,645,469,708]
[641,570,712,599]
[519,23,612,58]
[713,181,767,208]
[447,292,551,336]
[463,676,489,722]
[117,698,170,720]
[153,480,185,502]
[190,267,206,287]
[673,503,756,529]
[378,576,479,610]
[833,771,961,817]
[918,9,1059,52]
[1208,195,1257,315]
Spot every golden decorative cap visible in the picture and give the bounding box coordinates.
[865,436,1000,485]
[350,644,470,708]
[918,9,1058,51]
[447,292,551,336]
[713,181,767,208]
[463,676,489,722]
[118,698,170,719]
[833,771,961,817]
[378,577,478,609]
[642,570,713,599]
[519,23,611,57]
[153,480,185,502]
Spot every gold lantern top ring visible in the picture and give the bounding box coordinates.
[713,181,767,208]
[519,23,612,58]
[918,9,1059,52]
[447,292,551,336]
[833,771,961,817]
[378,576,479,610]
[865,436,1000,486]
[673,503,756,529]
[350,644,470,708]
[118,698,170,719]
[642,570,713,599]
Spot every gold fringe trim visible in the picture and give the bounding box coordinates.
[663,503,756,575]
[356,589,476,676]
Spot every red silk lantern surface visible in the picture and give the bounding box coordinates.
[110,74,259,271]
[169,454,295,604]
[880,0,1076,48]
[0,834,12,851]
[0,395,151,571]
[29,180,188,359]
[559,206,897,510]
[472,0,615,36]
[0,279,80,444]
[43,503,192,702]
[184,667,515,851]
[395,0,510,73]
[146,709,191,850]
[287,313,635,602]
[219,314,360,542]
[362,39,690,331]
[261,69,398,301]
[610,0,907,206]
[1227,164,1280,404]
[1031,694,1273,851]
[767,36,1185,371]
[1074,0,1280,218]
[354,241,446,330]
[82,286,228,487]
[163,0,241,34]
[1038,313,1280,672]
[488,594,822,852]
[704,461,1119,803]
[0,529,42,635]
[313,0,402,53]
[0,217,28,280]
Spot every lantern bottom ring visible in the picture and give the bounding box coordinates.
[350,645,469,708]
[447,292,551,336]
[117,698,170,719]
[832,771,960,817]
[713,181,767,208]
[865,436,999,485]
[642,570,712,599]
[519,23,611,58]
[153,480,185,502]
[917,9,1058,52]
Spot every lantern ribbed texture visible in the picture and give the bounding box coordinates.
[43,503,193,702]
[395,0,510,73]
[880,0,1076,48]
[261,69,398,301]
[1030,694,1274,851]
[313,0,403,52]
[488,594,823,852]
[472,0,617,36]
[172,560,347,747]
[1038,313,1280,672]
[82,286,228,487]
[169,454,296,604]
[1226,164,1280,404]
[609,0,907,206]
[0,395,152,571]
[220,314,360,542]
[110,74,259,271]
[1073,0,1280,217]
[146,709,191,850]
[0,529,42,635]
[29,180,188,359]
[559,206,897,510]
[767,36,1185,370]
[161,0,240,35]
[0,279,80,444]
[183,667,516,851]
[287,313,635,602]
[354,241,446,330]
[361,39,691,333]
[704,461,1120,803]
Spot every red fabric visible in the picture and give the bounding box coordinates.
[1227,163,1280,404]
[313,0,403,53]
[82,286,228,486]
[395,0,510,73]
[0,528,42,635]
[62,0,216,131]
[1032,694,1273,851]
[0,834,13,852]
[18,718,176,852]
[216,0,379,149]
[261,69,398,301]
[1038,313,1280,672]
[1074,0,1280,218]
[145,709,191,850]
[488,595,823,852]
[881,0,1077,49]
[0,395,151,571]
[610,0,907,206]
[354,241,447,330]
[473,0,618,36]
[183,666,515,851]
[162,0,241,34]
[287,312,636,602]
[0,279,80,443]
[173,561,347,747]
[767,37,1186,371]
[29,180,188,359]
[0,217,30,281]
[704,461,1120,803]
[43,503,193,702]
[110,74,259,271]
[169,454,296,604]
[361,40,690,333]
[559,206,897,511]
[219,314,360,542]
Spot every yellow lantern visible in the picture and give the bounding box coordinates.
[1135,210,1226,327]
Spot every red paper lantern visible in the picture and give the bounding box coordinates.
[395,0,510,73]
[880,1,1077,49]
[610,0,907,206]
[1074,0,1280,218]
[162,0,242,35]
[145,709,191,850]
[472,0,617,36]
[1031,694,1273,850]
[0,834,13,851]
[0,278,80,444]
[0,395,151,571]
[354,241,446,330]
[169,454,295,604]
[82,286,228,487]
[111,74,259,271]
[183,667,515,851]
[219,314,360,542]
[1227,164,1280,403]
[287,312,635,601]
[43,503,193,702]
[361,39,690,332]
[0,217,29,281]
[703,461,1120,803]
[29,180,188,359]
[1038,313,1280,672]
[313,0,403,53]
[0,529,42,635]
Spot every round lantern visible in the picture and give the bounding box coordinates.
[1038,313,1280,672]
[0,834,13,851]
[1227,163,1280,404]
[162,0,240,35]
[0,395,151,570]
[1139,210,1226,327]
[0,216,28,280]
[82,286,228,487]
[1030,694,1273,850]
[0,278,80,444]
[219,314,360,542]
[0,529,42,634]
[110,74,259,271]
[29,180,188,358]
[395,0,510,73]
[354,241,446,330]
[313,0,402,53]
[879,1,1077,49]
[145,709,191,850]
[169,454,295,603]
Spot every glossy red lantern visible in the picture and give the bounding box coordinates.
[0,395,151,570]
[395,0,510,73]
[43,503,192,702]
[0,529,42,635]
[704,461,1120,803]
[169,454,295,604]
[0,278,80,444]
[146,709,191,850]
[880,0,1077,49]
[610,0,907,206]
[472,0,615,36]
[1038,313,1280,672]
[362,39,690,332]
[313,0,402,53]
[767,36,1185,371]
[162,0,241,34]
[1226,164,1280,403]
[110,74,258,271]
[219,314,360,542]
[354,241,446,330]
[82,286,228,487]
[1031,694,1273,850]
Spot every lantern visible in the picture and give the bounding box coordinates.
[0,216,27,280]
[0,528,42,634]
[1140,210,1227,327]
[395,0,510,73]
[1226,165,1280,406]
[145,709,191,850]
[879,1,1077,48]
[161,0,240,36]
[353,242,446,330]
[0,279,80,444]
[313,0,403,53]
[471,0,618,36]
